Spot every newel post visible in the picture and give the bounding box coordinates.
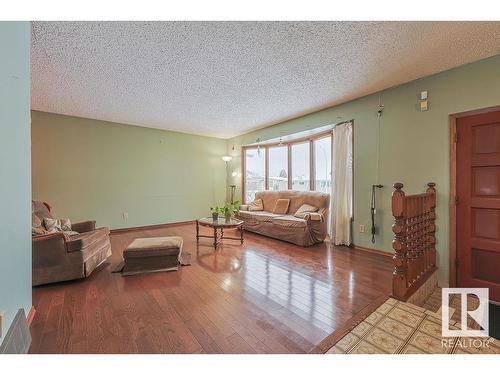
[426,182,437,268]
[392,183,407,300]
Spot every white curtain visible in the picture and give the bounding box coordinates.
[330,122,353,246]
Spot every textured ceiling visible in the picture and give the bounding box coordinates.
[31,21,500,138]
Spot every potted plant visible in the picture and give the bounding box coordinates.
[210,206,220,221]
[219,201,240,222]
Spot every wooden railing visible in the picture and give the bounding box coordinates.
[392,182,437,301]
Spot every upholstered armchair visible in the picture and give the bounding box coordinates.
[31,201,112,286]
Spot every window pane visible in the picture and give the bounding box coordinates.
[314,136,332,193]
[244,148,265,203]
[268,146,288,191]
[291,142,310,191]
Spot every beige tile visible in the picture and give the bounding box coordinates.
[418,319,444,339]
[365,311,384,325]
[409,332,450,354]
[387,307,422,328]
[403,302,427,313]
[351,321,373,337]
[378,317,414,340]
[397,302,426,316]
[349,341,387,354]
[364,328,404,354]
[386,298,398,306]
[425,312,441,323]
[376,302,394,315]
[487,336,500,348]
[326,346,345,354]
[335,332,361,352]
[400,344,427,354]
[456,337,500,354]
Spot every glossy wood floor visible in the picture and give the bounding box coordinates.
[30,223,392,353]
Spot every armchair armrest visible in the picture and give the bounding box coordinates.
[240,204,249,211]
[72,220,96,233]
[32,232,69,264]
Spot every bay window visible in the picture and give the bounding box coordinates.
[313,136,332,194]
[244,148,265,203]
[291,142,310,191]
[242,131,334,203]
[268,146,288,191]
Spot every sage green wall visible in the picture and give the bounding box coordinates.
[0,22,31,345]
[32,111,227,229]
[226,54,500,285]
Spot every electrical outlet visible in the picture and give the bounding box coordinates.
[0,311,4,338]
[122,212,129,220]
[359,224,365,233]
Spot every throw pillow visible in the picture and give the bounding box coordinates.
[60,218,72,231]
[294,204,318,219]
[248,198,264,211]
[32,212,42,228]
[43,217,73,233]
[272,199,290,215]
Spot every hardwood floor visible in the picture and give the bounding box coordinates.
[29,223,392,353]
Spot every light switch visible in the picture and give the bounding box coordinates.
[420,90,428,100]
[420,101,428,111]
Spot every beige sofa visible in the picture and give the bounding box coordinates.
[237,190,329,246]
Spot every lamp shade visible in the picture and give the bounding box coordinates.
[222,156,232,162]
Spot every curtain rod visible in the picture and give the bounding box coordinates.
[332,119,354,128]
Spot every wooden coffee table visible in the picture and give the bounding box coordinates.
[196,217,244,249]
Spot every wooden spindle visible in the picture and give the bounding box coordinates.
[392,182,437,301]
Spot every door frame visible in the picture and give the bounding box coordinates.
[449,105,500,287]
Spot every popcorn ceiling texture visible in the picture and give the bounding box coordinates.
[31,21,500,138]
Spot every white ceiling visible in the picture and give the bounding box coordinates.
[31,21,500,139]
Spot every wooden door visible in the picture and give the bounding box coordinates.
[457,111,500,302]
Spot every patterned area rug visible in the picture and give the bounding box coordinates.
[326,297,500,354]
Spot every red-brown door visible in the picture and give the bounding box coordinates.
[457,110,500,302]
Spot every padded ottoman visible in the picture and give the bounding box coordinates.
[122,236,183,276]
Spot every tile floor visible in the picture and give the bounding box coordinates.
[326,297,500,354]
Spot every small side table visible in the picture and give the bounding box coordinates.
[196,217,244,249]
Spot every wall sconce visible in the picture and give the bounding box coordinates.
[222,155,232,163]
[231,171,238,177]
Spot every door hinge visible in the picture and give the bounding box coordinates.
[454,132,458,143]
[455,196,459,206]
[455,257,459,267]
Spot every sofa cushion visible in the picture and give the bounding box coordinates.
[237,210,253,220]
[32,212,46,236]
[32,212,42,228]
[271,215,307,228]
[272,199,290,214]
[32,200,53,220]
[248,211,282,223]
[238,210,281,223]
[294,204,318,218]
[248,199,264,211]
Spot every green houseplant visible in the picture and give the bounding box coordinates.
[219,201,240,221]
[210,206,220,221]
